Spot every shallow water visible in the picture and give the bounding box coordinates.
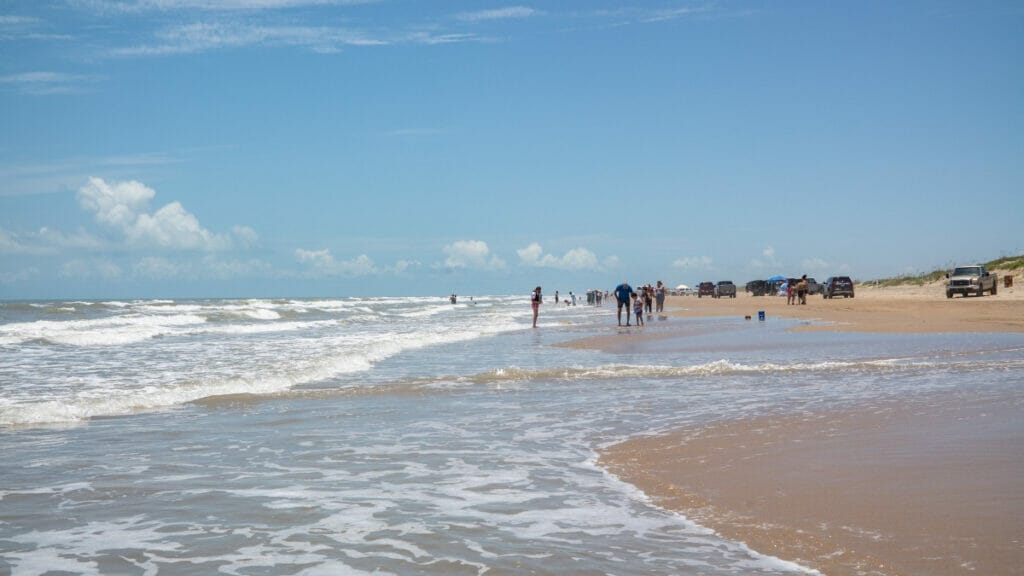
[2,297,1022,575]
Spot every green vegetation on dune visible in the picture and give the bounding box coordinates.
[870,255,1023,286]
[986,255,1024,270]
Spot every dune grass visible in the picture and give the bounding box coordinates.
[870,255,1023,287]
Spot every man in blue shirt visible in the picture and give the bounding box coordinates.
[614,281,634,326]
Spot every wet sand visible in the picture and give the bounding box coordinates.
[600,394,1024,575]
[590,277,1024,574]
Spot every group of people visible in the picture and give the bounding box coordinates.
[787,275,810,305]
[613,280,666,327]
[529,280,668,328]
[532,274,814,328]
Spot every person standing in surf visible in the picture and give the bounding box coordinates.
[614,281,634,326]
[531,286,543,328]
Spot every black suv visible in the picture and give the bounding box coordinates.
[746,280,770,296]
[697,282,715,298]
[822,276,855,299]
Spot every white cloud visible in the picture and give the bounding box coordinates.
[74,0,378,13]
[110,21,387,56]
[0,16,39,26]
[639,6,704,23]
[131,201,223,249]
[231,225,258,247]
[0,71,100,95]
[456,6,539,22]
[749,246,781,269]
[516,242,601,271]
[78,177,154,228]
[0,228,36,254]
[0,226,104,254]
[442,240,505,270]
[672,256,713,269]
[295,248,376,276]
[402,31,483,46]
[37,227,105,251]
[388,259,419,274]
[77,177,254,250]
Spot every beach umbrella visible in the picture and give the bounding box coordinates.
[767,275,786,282]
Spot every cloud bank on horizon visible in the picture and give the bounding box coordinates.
[1,1,1021,298]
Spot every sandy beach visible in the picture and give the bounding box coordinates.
[595,273,1024,575]
[663,273,1024,334]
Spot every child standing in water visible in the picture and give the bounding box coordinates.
[632,292,644,326]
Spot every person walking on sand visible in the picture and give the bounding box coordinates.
[614,281,634,326]
[797,275,809,305]
[655,280,666,313]
[633,292,645,326]
[531,286,542,328]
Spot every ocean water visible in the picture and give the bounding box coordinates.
[2,296,1022,575]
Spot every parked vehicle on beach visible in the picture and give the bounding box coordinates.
[946,265,997,298]
[714,281,737,298]
[805,277,822,295]
[822,276,855,299]
[746,280,770,296]
[697,282,715,298]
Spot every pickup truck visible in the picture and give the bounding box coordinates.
[714,280,737,298]
[946,265,998,298]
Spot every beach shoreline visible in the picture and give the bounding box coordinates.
[590,281,1024,575]
[599,392,1024,576]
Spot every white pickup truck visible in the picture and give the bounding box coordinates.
[946,265,998,298]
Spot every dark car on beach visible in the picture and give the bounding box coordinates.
[697,282,715,298]
[822,276,855,299]
[746,280,770,296]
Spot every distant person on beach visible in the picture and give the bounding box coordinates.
[614,281,634,326]
[554,290,559,306]
[655,281,666,313]
[531,286,542,328]
[633,293,645,326]
[797,275,809,305]
[643,285,653,316]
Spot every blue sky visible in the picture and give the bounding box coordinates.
[1,1,1022,299]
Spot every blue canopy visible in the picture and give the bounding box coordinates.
[767,275,786,282]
